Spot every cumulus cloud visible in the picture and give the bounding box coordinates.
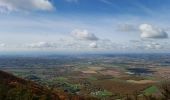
[0,0,54,13]
[139,24,168,39]
[89,42,98,48]
[71,29,99,41]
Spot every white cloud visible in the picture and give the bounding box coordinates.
[139,24,168,39]
[71,29,99,41]
[128,39,169,51]
[145,43,162,49]
[0,0,54,13]
[0,43,5,47]
[89,42,98,48]
[28,42,56,48]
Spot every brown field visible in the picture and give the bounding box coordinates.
[153,67,170,79]
[91,80,152,94]
[127,80,157,84]
[99,70,121,76]
[81,70,97,74]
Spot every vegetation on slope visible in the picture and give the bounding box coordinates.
[0,70,98,100]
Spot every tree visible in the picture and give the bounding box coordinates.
[160,81,170,100]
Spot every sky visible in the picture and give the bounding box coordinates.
[0,0,170,54]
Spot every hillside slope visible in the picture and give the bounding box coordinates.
[0,70,98,100]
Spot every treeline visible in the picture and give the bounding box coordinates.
[0,83,97,100]
[0,83,59,100]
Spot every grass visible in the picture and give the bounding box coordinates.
[47,77,68,85]
[143,86,159,95]
[88,76,97,81]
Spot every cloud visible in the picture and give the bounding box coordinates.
[65,0,79,3]
[0,0,54,13]
[0,43,5,47]
[145,43,162,49]
[89,42,98,48]
[71,29,99,41]
[128,39,169,51]
[28,42,56,48]
[139,24,168,39]
[116,24,138,32]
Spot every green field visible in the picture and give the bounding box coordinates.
[143,86,159,95]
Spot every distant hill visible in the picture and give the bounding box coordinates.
[0,70,98,100]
